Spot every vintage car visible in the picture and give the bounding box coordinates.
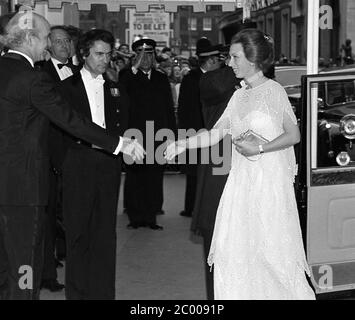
[274,65,307,118]
[296,71,355,296]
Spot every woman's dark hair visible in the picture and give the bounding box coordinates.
[231,28,274,74]
[77,29,114,64]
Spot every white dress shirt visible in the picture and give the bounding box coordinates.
[51,57,73,81]
[80,67,123,154]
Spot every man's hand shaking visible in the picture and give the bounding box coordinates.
[121,137,146,161]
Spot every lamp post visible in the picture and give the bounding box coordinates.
[307,0,320,75]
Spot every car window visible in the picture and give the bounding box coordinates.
[275,67,307,87]
[315,80,355,168]
[326,80,355,106]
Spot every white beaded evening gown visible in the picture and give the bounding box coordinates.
[207,79,315,300]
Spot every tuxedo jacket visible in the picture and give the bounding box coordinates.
[0,53,120,206]
[58,71,129,152]
[41,59,79,170]
[41,59,61,82]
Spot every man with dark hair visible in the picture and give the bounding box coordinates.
[177,38,223,218]
[59,29,130,300]
[0,12,143,300]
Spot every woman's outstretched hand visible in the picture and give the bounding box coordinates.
[164,139,187,161]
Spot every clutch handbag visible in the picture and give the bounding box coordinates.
[233,130,269,161]
[238,130,269,145]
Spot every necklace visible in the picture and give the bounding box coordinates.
[243,71,265,89]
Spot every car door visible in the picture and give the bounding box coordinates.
[297,73,355,294]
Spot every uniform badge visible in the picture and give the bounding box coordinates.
[110,87,120,97]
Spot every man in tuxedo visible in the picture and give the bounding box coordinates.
[58,29,129,300]
[192,60,240,300]
[177,38,223,218]
[0,12,143,300]
[121,38,176,230]
[39,25,77,293]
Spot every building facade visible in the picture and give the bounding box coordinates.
[218,0,354,66]
[79,4,126,45]
[78,4,222,56]
[171,5,222,56]
[0,0,10,16]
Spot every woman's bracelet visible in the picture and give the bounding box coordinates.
[258,144,265,154]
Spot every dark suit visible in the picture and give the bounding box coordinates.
[191,66,239,300]
[0,53,119,300]
[40,59,78,284]
[58,71,129,299]
[178,68,205,215]
[121,68,176,226]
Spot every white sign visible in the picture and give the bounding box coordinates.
[127,8,171,49]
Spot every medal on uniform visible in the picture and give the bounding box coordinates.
[110,87,120,97]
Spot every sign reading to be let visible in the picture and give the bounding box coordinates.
[127,8,171,49]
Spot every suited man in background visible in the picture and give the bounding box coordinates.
[0,12,143,300]
[39,25,78,292]
[121,38,176,230]
[191,59,239,300]
[58,29,129,300]
[177,38,222,217]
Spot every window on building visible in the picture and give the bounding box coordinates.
[181,17,188,30]
[203,17,212,31]
[189,37,197,50]
[257,18,265,33]
[188,17,197,31]
[281,10,290,59]
[181,35,189,48]
[266,14,274,38]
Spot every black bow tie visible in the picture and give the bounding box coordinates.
[58,62,74,70]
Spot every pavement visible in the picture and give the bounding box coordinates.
[39,172,355,300]
[40,173,207,300]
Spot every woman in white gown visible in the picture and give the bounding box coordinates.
[165,29,315,300]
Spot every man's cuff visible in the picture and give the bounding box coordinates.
[113,137,123,155]
[131,66,138,75]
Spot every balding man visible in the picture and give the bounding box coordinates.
[0,11,144,300]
